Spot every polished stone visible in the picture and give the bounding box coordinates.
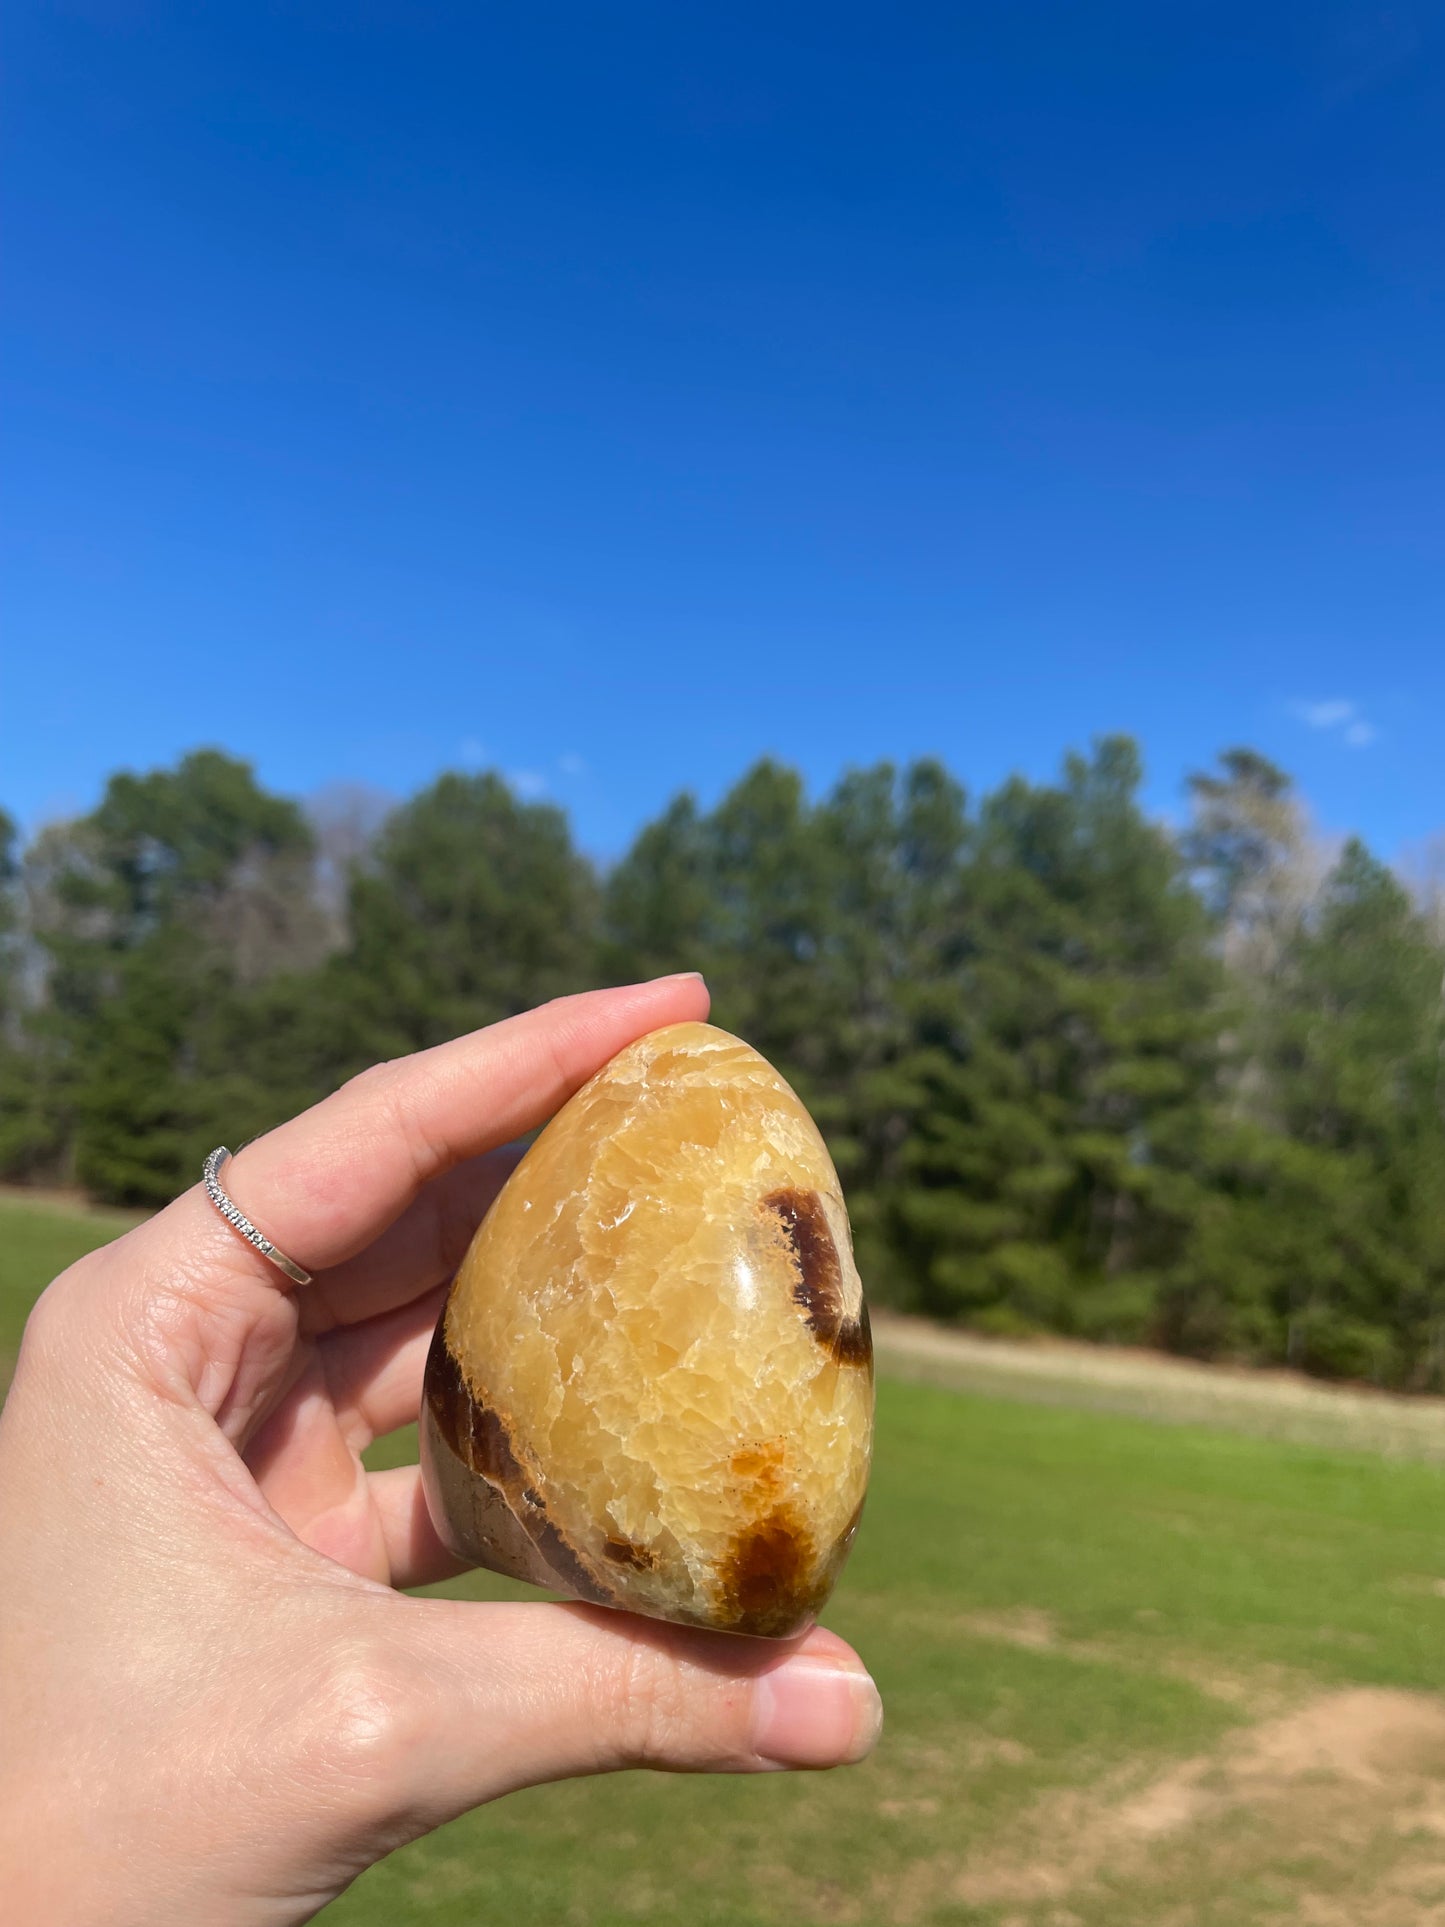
[421,1021,873,1637]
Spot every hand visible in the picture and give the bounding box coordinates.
[0,977,882,1926]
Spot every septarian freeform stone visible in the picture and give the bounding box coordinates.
[420,1021,874,1637]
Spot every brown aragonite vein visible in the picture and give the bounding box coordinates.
[423,1321,618,1607]
[761,1186,874,1372]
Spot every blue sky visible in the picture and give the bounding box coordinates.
[3,3,1442,863]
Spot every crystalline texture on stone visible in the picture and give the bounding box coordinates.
[420,1021,874,1637]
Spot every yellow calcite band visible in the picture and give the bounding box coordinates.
[421,1021,874,1636]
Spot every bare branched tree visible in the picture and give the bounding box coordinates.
[306,781,397,945]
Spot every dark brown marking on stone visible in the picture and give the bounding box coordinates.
[718,1503,819,1637]
[423,1323,527,1485]
[423,1314,618,1607]
[603,1537,656,1571]
[833,1296,873,1372]
[764,1187,841,1324]
[531,1519,614,1605]
[466,1402,522,1485]
[422,1320,474,1463]
[761,1188,872,1371]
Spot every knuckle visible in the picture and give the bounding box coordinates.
[374,1075,451,1187]
[14,1251,104,1370]
[340,1058,399,1103]
[15,1276,72,1369]
[342,1056,451,1187]
[10,1241,203,1415]
[591,1635,693,1770]
[291,1635,431,1804]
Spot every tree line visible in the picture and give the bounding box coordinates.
[3,741,1443,1387]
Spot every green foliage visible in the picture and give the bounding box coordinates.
[38,751,329,1202]
[828,738,1224,1340]
[337,771,600,1063]
[1168,838,1445,1383]
[2,739,1443,1383]
[0,808,56,1177]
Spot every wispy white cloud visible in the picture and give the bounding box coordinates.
[1289,698,1380,749]
[458,737,488,766]
[558,752,587,778]
[1294,699,1356,730]
[508,769,548,800]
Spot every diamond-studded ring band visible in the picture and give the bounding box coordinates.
[202,1147,313,1287]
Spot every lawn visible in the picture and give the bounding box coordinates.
[0,1192,141,1389]
[9,1195,1445,1925]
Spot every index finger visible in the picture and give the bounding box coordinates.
[161,975,709,1294]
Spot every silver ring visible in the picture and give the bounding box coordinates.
[202,1147,313,1287]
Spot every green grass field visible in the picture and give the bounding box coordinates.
[0,1192,141,1389]
[9,1196,1445,1925]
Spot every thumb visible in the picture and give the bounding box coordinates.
[374,1597,883,1829]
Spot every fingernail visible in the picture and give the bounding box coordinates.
[750,1658,883,1769]
[659,970,706,985]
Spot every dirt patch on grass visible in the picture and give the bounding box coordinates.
[872,1311,1445,1463]
[880,1600,1304,1715]
[947,1688,1445,1924]
[0,1183,145,1223]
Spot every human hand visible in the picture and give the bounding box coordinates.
[0,977,882,1926]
